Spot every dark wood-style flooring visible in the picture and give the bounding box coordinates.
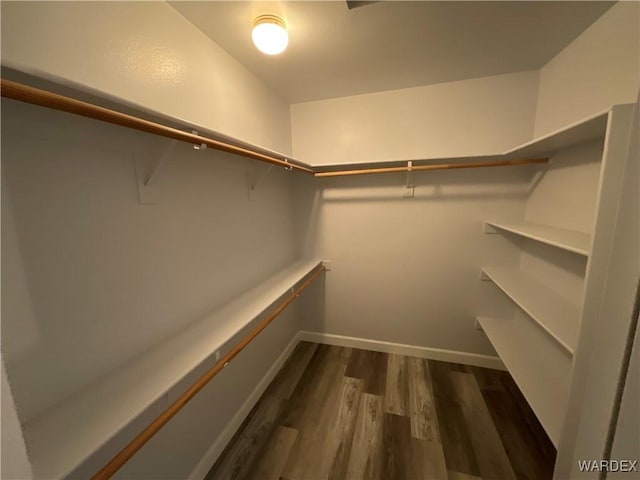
[207,342,555,479]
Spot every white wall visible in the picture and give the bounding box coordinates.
[290,71,540,356]
[0,1,292,155]
[291,70,539,165]
[0,97,298,477]
[294,166,534,356]
[71,307,300,479]
[534,1,640,137]
[1,1,636,476]
[519,140,604,307]
[1,359,33,479]
[524,141,603,235]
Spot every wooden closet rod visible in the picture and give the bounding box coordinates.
[0,78,315,175]
[314,158,548,177]
[91,263,326,480]
[1,78,549,179]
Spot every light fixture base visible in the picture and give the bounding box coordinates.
[252,14,288,55]
[253,14,285,29]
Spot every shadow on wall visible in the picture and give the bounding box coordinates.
[291,162,535,356]
[316,164,542,203]
[294,164,541,258]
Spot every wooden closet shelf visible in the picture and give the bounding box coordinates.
[0,78,315,175]
[23,258,324,480]
[480,266,581,354]
[2,78,550,179]
[2,78,616,180]
[504,110,608,160]
[484,221,591,256]
[478,316,571,446]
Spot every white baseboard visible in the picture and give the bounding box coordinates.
[188,331,302,479]
[298,331,506,370]
[191,329,504,478]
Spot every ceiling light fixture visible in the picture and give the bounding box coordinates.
[252,15,288,55]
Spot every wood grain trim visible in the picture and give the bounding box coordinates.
[0,78,315,175]
[1,79,548,178]
[314,158,548,177]
[91,264,326,480]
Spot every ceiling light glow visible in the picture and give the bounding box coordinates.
[252,15,288,55]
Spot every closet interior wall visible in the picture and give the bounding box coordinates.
[291,70,539,164]
[0,98,300,478]
[534,1,640,137]
[0,1,293,155]
[1,2,304,476]
[292,70,540,357]
[1,1,639,478]
[294,169,530,356]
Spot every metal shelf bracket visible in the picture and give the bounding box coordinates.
[134,140,178,204]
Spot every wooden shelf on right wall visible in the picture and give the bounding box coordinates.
[477,315,572,446]
[484,221,591,256]
[478,104,636,467]
[480,266,581,354]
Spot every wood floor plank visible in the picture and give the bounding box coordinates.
[280,347,352,479]
[471,365,505,392]
[450,363,471,373]
[481,388,554,480]
[280,345,349,429]
[276,344,331,428]
[384,354,409,416]
[428,360,481,477]
[345,348,388,396]
[208,344,319,479]
[206,394,284,479]
[345,393,384,480]
[451,371,516,480]
[474,367,555,478]
[413,437,448,480]
[247,426,298,480]
[269,341,319,400]
[382,413,414,479]
[408,357,441,441]
[500,372,557,461]
[382,413,447,479]
[323,377,363,478]
[213,345,555,480]
[448,470,482,480]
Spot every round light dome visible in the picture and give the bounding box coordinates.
[252,15,288,55]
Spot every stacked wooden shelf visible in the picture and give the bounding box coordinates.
[23,258,323,479]
[484,221,591,257]
[477,315,571,445]
[477,107,618,450]
[480,266,581,353]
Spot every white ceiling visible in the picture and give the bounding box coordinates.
[170,1,614,103]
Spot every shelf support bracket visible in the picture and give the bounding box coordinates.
[248,157,293,200]
[145,140,177,187]
[527,169,545,194]
[483,223,499,234]
[134,140,178,204]
[191,130,207,150]
[403,161,415,198]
